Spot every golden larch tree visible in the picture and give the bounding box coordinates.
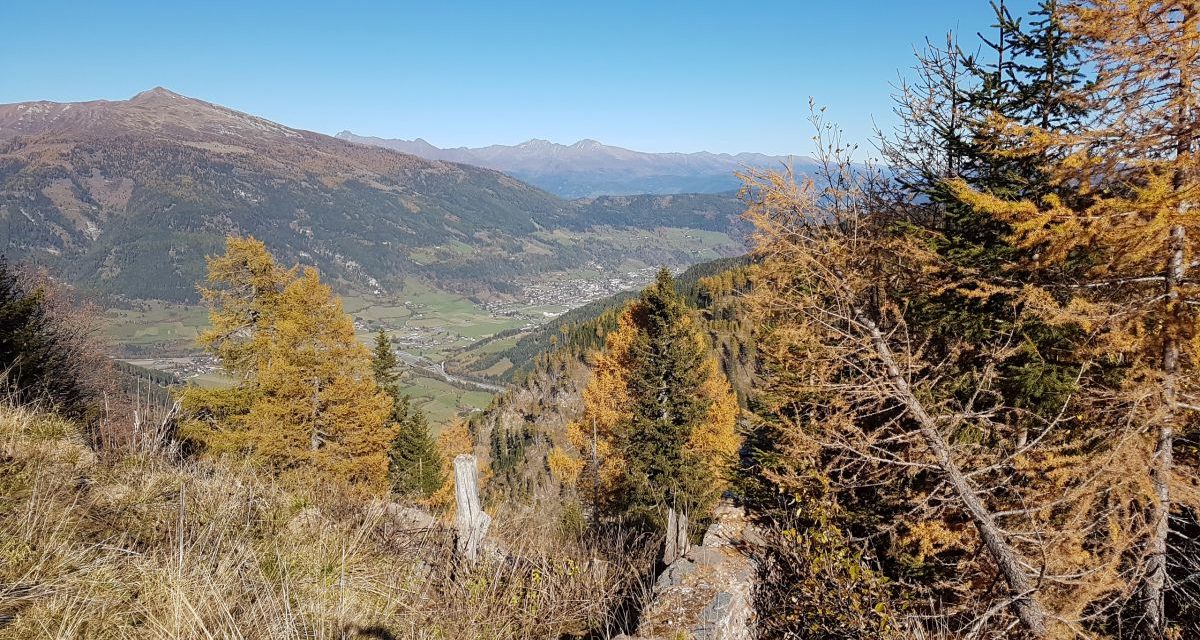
[179,237,393,488]
[951,3,1198,635]
[738,105,1164,636]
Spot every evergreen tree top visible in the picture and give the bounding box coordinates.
[371,329,400,387]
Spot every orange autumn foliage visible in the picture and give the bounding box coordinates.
[179,237,393,489]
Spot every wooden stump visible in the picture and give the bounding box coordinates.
[663,507,690,566]
[453,454,491,564]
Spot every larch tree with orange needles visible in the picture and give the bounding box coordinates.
[740,102,1168,636]
[951,2,1199,635]
[179,237,393,489]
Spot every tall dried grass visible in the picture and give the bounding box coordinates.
[0,402,650,639]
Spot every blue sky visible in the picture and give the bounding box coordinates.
[2,1,1035,156]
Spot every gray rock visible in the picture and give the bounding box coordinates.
[627,503,759,640]
[378,501,437,530]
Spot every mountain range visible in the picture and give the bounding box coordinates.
[335,132,813,198]
[0,88,745,303]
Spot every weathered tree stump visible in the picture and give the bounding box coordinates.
[453,454,491,564]
[663,507,690,566]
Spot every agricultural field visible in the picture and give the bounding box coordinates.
[533,226,742,261]
[106,279,529,431]
[103,302,210,357]
[394,371,496,430]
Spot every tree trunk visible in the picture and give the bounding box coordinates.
[310,377,322,450]
[591,416,600,525]
[1142,6,1195,630]
[1143,224,1185,639]
[853,306,1052,637]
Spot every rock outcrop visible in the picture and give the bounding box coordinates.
[619,503,759,640]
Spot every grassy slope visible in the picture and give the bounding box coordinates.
[0,403,648,639]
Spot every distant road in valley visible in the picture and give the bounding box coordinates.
[394,351,507,394]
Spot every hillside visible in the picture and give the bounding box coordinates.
[467,257,754,507]
[0,89,744,303]
[7,1,1198,637]
[449,255,750,382]
[0,401,648,639]
[336,131,814,198]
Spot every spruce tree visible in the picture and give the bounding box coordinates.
[1009,0,1089,133]
[371,329,399,388]
[883,0,1088,422]
[369,328,444,497]
[388,408,444,498]
[568,269,739,533]
[370,329,410,424]
[613,269,730,532]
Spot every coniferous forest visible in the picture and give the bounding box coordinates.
[1,1,1198,638]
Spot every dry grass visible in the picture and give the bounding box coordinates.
[0,403,648,639]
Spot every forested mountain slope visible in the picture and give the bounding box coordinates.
[450,256,750,382]
[0,88,743,302]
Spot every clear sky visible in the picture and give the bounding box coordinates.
[2,1,1036,156]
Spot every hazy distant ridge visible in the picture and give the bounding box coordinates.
[336,131,815,198]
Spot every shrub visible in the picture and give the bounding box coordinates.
[0,259,104,422]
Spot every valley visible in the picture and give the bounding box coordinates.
[103,224,743,427]
[0,88,750,428]
[6,2,1197,638]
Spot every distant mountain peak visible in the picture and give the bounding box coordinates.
[130,86,185,103]
[0,89,622,303]
[571,138,604,149]
[1,90,748,308]
[517,138,554,149]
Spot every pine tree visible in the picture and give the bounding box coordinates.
[189,236,296,379]
[570,268,740,534]
[179,237,393,488]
